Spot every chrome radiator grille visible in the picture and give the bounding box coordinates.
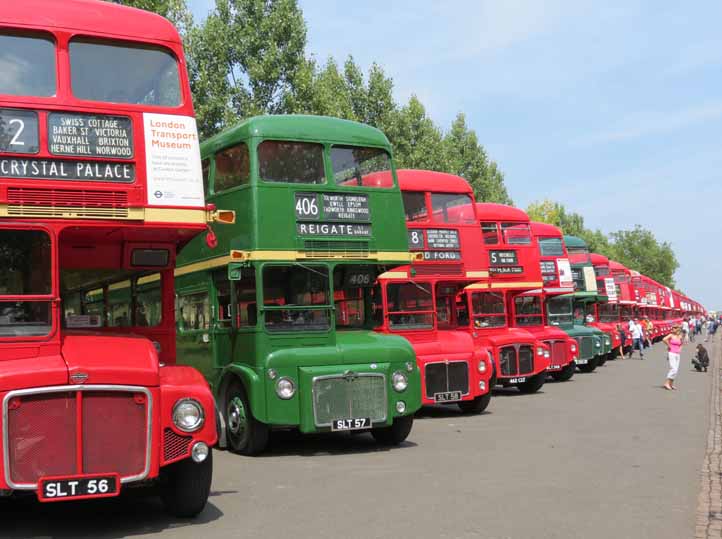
[312,374,387,427]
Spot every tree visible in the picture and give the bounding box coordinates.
[384,96,446,171]
[610,226,678,287]
[443,113,511,204]
[526,199,585,236]
[185,0,309,137]
[113,0,192,34]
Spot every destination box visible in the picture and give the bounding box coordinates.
[296,222,371,237]
[0,109,39,154]
[48,113,133,159]
[426,229,460,249]
[0,157,135,182]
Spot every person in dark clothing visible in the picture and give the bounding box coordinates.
[692,344,710,372]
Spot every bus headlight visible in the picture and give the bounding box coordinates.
[595,341,601,348]
[478,359,487,373]
[275,377,296,400]
[536,347,545,356]
[396,401,406,413]
[544,350,550,358]
[570,344,577,352]
[172,399,205,433]
[392,371,408,392]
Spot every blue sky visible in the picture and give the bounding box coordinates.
[189,0,722,309]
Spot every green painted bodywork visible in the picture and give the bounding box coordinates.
[175,115,420,433]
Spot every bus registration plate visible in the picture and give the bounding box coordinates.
[575,358,589,365]
[331,418,371,431]
[434,391,462,403]
[38,474,120,502]
[508,377,526,384]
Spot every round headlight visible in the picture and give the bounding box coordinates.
[570,344,577,352]
[172,398,204,433]
[396,401,406,413]
[479,380,486,391]
[478,359,487,373]
[275,377,296,400]
[544,350,550,358]
[191,442,210,463]
[392,371,408,392]
[595,341,601,348]
[536,346,544,356]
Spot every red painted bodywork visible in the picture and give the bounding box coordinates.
[0,1,216,496]
[586,252,621,348]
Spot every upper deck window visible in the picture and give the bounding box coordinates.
[539,237,564,257]
[70,39,180,106]
[0,229,52,337]
[430,193,475,223]
[214,143,250,192]
[501,223,531,245]
[481,222,499,245]
[0,33,56,97]
[258,141,325,184]
[402,192,428,222]
[331,146,392,188]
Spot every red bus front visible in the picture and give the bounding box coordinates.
[0,1,217,515]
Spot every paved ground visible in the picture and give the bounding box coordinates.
[3,335,716,539]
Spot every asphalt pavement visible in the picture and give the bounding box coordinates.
[3,335,715,539]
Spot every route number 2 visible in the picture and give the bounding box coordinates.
[8,119,25,146]
[0,109,39,153]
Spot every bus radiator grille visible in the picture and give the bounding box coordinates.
[546,340,567,366]
[6,389,149,486]
[163,428,192,463]
[7,187,129,219]
[578,336,594,358]
[312,374,387,427]
[424,362,469,399]
[499,346,518,376]
[518,345,534,374]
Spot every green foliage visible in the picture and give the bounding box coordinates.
[527,199,679,287]
[114,0,512,202]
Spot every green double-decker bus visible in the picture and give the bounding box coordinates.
[175,115,421,454]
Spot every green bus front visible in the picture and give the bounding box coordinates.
[175,115,421,454]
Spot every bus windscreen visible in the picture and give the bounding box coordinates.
[0,32,56,97]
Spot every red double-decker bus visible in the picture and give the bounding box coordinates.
[0,1,218,515]
[374,170,493,412]
[473,204,551,392]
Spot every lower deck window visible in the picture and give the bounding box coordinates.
[471,292,506,328]
[262,265,330,332]
[386,281,433,330]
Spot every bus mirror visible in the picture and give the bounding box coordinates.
[228,263,243,281]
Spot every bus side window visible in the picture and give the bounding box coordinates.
[178,292,210,331]
[214,143,250,193]
[213,270,232,327]
[235,267,257,328]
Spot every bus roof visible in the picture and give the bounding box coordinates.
[563,235,588,249]
[589,253,609,265]
[475,203,530,222]
[201,115,392,153]
[1,0,181,43]
[396,170,473,194]
[609,260,629,272]
[530,221,563,237]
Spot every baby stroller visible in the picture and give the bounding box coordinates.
[693,344,710,372]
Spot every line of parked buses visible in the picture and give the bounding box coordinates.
[0,0,707,518]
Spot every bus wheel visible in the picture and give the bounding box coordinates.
[160,450,213,518]
[578,356,599,373]
[597,355,607,367]
[551,362,575,382]
[225,381,269,456]
[371,415,413,446]
[458,392,492,414]
[517,373,545,394]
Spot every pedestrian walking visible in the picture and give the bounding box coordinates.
[662,326,683,390]
[628,318,644,359]
[644,317,653,347]
[689,316,696,342]
[682,318,690,343]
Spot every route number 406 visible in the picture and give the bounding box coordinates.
[295,195,319,217]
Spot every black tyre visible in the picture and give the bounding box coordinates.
[160,450,213,518]
[457,392,492,414]
[597,354,607,367]
[225,380,269,455]
[517,372,545,394]
[551,362,575,382]
[577,355,599,373]
[371,415,413,446]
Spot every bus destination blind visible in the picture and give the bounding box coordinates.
[295,192,371,237]
[48,113,133,159]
